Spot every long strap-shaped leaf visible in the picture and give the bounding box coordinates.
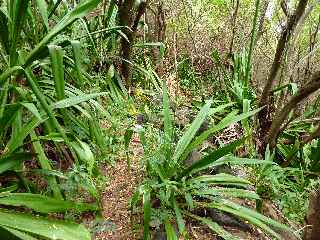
[163,81,173,154]
[35,0,49,31]
[49,45,65,100]
[5,115,45,154]
[143,188,151,240]
[180,138,244,177]
[30,130,63,199]
[0,152,34,174]
[70,40,84,87]
[173,100,212,163]
[9,0,30,66]
[0,193,98,213]
[0,9,9,54]
[206,200,293,240]
[24,0,101,67]
[183,107,263,160]
[0,210,91,240]
[0,66,24,118]
[24,69,68,142]
[184,211,240,240]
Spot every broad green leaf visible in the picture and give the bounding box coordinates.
[28,169,67,179]
[52,92,107,109]
[200,217,240,240]
[0,210,91,240]
[25,69,68,142]
[0,193,98,213]
[212,156,275,167]
[9,0,30,65]
[0,184,18,193]
[207,202,282,240]
[221,200,292,232]
[0,103,21,130]
[209,102,235,116]
[70,40,84,87]
[173,100,212,163]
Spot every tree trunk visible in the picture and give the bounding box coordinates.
[267,71,320,149]
[118,0,147,90]
[257,0,309,151]
[304,190,320,240]
[118,0,135,89]
[229,0,240,55]
[256,0,269,42]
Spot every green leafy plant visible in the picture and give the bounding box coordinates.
[0,0,110,238]
[132,83,293,239]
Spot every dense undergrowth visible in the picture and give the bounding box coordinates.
[0,0,320,239]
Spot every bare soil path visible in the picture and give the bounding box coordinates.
[95,135,143,240]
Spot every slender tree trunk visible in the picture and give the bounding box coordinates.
[118,0,147,90]
[305,13,320,78]
[257,0,309,151]
[229,0,240,56]
[267,71,320,149]
[256,0,269,42]
[118,0,135,89]
[151,1,166,76]
[304,190,320,240]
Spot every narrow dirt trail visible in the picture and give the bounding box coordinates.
[95,135,143,240]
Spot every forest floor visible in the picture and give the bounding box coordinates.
[94,133,144,240]
[90,99,298,240]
